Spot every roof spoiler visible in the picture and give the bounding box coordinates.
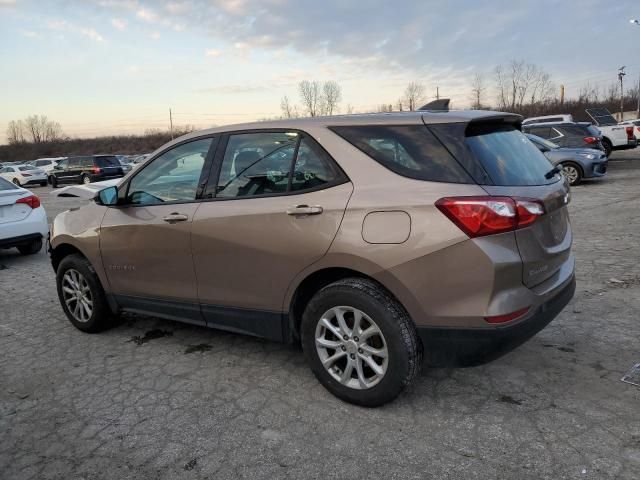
[418,99,450,111]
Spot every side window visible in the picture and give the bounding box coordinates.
[217,132,298,198]
[528,127,551,138]
[57,159,68,169]
[81,157,93,167]
[290,138,341,192]
[127,138,213,205]
[68,158,81,168]
[330,125,472,183]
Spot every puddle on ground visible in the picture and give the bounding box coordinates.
[129,329,173,345]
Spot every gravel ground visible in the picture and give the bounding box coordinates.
[1,157,639,480]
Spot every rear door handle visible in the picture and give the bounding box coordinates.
[286,205,323,216]
[162,212,189,224]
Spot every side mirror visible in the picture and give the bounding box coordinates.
[96,186,118,206]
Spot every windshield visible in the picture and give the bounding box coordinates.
[0,177,18,190]
[527,134,558,150]
[466,124,557,186]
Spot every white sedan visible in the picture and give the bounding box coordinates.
[0,164,48,187]
[0,177,48,255]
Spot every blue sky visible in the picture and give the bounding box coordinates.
[1,0,639,142]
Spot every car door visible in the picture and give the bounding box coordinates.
[99,136,217,324]
[191,130,353,340]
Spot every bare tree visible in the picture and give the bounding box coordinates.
[376,104,394,113]
[322,81,342,115]
[6,120,26,145]
[345,104,354,114]
[280,95,297,118]
[23,115,63,143]
[403,82,426,111]
[494,65,508,109]
[470,73,486,109]
[494,60,554,111]
[298,80,322,117]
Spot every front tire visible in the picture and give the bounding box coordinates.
[602,138,612,157]
[49,176,58,188]
[40,181,47,187]
[561,162,582,186]
[301,277,422,407]
[56,254,112,333]
[17,238,42,255]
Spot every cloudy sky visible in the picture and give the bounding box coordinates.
[1,0,638,142]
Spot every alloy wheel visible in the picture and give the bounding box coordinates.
[61,269,93,323]
[315,306,389,389]
[562,165,579,185]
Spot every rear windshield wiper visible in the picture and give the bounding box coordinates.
[545,165,562,179]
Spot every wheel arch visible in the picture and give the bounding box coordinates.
[286,264,411,343]
[51,242,88,272]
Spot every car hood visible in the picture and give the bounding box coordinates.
[545,148,605,162]
[51,179,121,199]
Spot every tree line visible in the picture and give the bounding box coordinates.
[5,59,639,162]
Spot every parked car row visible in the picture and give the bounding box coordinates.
[522,109,637,156]
[0,152,153,187]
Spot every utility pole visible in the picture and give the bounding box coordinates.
[637,76,640,119]
[618,66,626,122]
[169,108,174,139]
[436,86,440,100]
[559,84,565,107]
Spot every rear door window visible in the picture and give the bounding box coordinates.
[330,125,473,183]
[526,126,552,138]
[464,124,556,186]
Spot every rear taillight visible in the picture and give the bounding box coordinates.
[626,126,634,141]
[16,194,41,209]
[485,306,530,324]
[583,136,598,144]
[91,166,101,174]
[435,196,545,238]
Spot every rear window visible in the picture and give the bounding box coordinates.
[558,125,598,136]
[18,166,32,171]
[0,177,18,190]
[330,125,472,183]
[465,124,556,186]
[95,156,120,167]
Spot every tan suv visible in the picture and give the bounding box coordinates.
[50,111,575,406]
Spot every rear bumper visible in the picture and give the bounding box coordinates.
[0,206,49,247]
[417,275,576,367]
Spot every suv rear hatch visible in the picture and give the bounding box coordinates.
[429,117,572,288]
[95,156,124,176]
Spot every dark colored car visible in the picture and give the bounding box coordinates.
[522,122,605,153]
[48,155,125,187]
[526,134,607,186]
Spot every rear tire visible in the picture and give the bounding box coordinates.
[12,178,20,187]
[301,277,423,407]
[56,254,112,333]
[602,138,612,157]
[17,238,42,255]
[81,174,91,185]
[561,162,583,186]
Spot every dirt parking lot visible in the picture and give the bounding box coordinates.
[1,154,640,480]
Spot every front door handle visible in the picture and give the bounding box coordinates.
[286,205,323,216]
[162,212,189,224]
